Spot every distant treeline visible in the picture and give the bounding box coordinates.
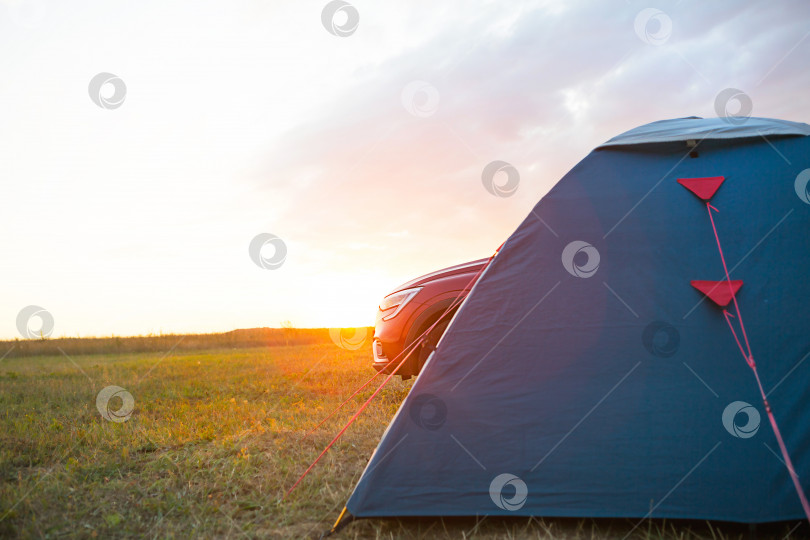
[0,327,373,358]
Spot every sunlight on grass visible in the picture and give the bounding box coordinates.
[0,340,803,538]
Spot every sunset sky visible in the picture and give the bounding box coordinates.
[1,0,809,339]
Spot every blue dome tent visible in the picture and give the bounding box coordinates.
[337,117,810,530]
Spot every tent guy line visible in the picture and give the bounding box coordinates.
[681,208,794,320]
[300,369,381,440]
[765,442,791,471]
[286,255,495,497]
[325,117,810,531]
[703,198,810,523]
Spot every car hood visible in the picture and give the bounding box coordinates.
[388,258,490,294]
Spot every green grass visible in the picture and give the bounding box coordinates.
[0,327,370,359]
[0,340,805,539]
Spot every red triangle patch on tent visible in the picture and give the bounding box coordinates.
[678,176,725,200]
[691,280,743,307]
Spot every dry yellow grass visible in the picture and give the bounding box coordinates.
[0,327,348,359]
[0,334,805,538]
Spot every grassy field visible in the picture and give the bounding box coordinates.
[0,327,354,359]
[0,334,806,539]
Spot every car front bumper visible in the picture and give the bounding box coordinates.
[372,338,391,372]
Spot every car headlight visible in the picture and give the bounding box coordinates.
[379,287,422,321]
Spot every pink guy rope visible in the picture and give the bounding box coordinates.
[286,253,495,497]
[706,201,810,523]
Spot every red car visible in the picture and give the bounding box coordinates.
[372,258,490,379]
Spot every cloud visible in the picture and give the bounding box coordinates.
[2,0,808,335]
[250,0,810,282]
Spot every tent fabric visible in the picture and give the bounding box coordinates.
[597,116,810,147]
[345,117,810,523]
